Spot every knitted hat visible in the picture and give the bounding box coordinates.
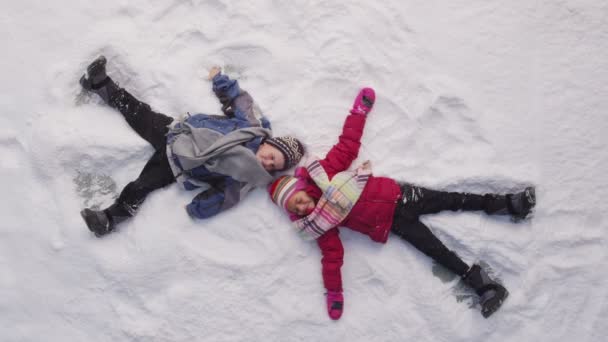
[268,175,306,210]
[265,136,304,170]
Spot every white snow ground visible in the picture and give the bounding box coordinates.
[1,1,607,341]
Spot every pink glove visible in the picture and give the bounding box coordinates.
[350,87,375,115]
[326,290,344,320]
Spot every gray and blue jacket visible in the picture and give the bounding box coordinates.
[166,74,272,219]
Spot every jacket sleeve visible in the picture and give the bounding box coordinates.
[186,186,226,219]
[185,178,249,219]
[212,73,269,128]
[317,228,344,292]
[212,73,240,111]
[319,114,367,177]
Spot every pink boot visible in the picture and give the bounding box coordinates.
[350,87,375,115]
[326,291,344,320]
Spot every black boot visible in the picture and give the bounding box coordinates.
[80,205,130,238]
[462,264,509,318]
[507,187,536,220]
[79,56,119,103]
[482,187,536,220]
[80,208,114,237]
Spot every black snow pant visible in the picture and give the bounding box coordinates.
[103,89,176,223]
[390,184,508,277]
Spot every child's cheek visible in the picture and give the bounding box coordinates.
[304,205,314,215]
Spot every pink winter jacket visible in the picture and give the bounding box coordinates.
[296,113,402,291]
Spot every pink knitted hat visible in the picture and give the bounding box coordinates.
[268,175,307,212]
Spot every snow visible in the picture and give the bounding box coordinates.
[1,0,607,341]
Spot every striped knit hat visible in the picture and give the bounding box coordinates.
[265,136,304,170]
[268,175,306,210]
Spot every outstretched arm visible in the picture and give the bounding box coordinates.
[317,228,344,292]
[209,67,269,128]
[317,228,345,320]
[319,88,375,176]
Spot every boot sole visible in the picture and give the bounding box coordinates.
[80,209,107,238]
[510,186,536,222]
[481,288,509,318]
[80,56,108,90]
[79,74,92,90]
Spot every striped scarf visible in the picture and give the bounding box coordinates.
[293,159,371,240]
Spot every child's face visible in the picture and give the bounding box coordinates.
[286,190,316,216]
[256,143,286,172]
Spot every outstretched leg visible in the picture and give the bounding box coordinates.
[399,184,535,220]
[81,149,175,237]
[79,57,177,236]
[108,89,174,150]
[80,56,174,150]
[390,213,508,318]
[391,217,470,276]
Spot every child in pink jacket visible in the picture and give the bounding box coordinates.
[268,88,535,320]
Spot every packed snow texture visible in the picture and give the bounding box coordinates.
[1,1,607,341]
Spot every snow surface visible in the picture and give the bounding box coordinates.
[1,0,607,341]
